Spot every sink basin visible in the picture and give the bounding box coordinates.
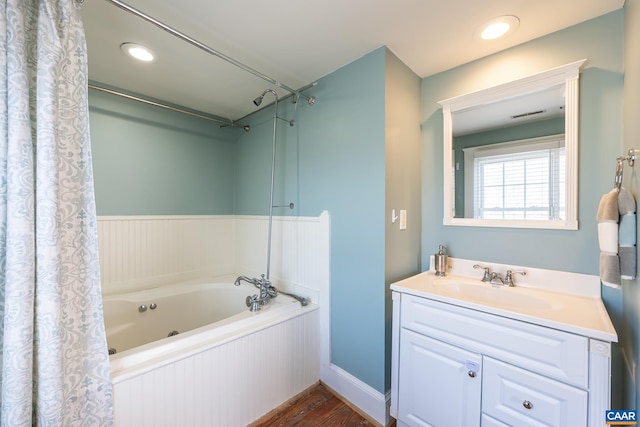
[433,279,553,310]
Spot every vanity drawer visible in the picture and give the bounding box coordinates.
[401,294,589,388]
[482,357,587,427]
[481,414,511,427]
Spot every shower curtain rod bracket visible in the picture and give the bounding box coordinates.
[277,116,295,127]
[292,94,316,106]
[291,82,318,105]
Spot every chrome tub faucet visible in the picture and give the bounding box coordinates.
[235,273,310,311]
[234,275,259,287]
[234,274,277,311]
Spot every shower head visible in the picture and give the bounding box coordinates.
[253,89,278,107]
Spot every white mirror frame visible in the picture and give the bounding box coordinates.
[438,59,586,230]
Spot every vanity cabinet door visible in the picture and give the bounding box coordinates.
[482,357,587,427]
[398,329,481,427]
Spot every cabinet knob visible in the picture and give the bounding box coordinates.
[522,400,533,410]
[467,371,476,378]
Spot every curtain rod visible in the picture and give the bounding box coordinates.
[103,0,302,99]
[88,84,250,131]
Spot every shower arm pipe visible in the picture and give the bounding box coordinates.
[104,0,305,99]
[87,84,249,130]
[263,89,279,280]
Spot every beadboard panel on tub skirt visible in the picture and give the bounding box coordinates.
[111,306,320,426]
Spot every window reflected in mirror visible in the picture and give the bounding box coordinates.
[457,134,565,220]
[439,59,585,230]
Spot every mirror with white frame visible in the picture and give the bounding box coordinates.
[438,59,586,230]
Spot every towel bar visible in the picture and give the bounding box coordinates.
[615,148,639,191]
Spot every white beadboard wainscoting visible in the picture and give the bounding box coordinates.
[112,306,320,426]
[98,212,331,426]
[233,214,330,304]
[97,215,235,295]
[97,212,330,301]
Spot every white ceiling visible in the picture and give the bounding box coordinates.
[453,84,567,136]
[81,0,624,122]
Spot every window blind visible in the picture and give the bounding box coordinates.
[463,135,565,220]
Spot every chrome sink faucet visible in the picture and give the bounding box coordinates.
[504,269,526,287]
[490,271,505,286]
[473,264,491,282]
[473,265,527,287]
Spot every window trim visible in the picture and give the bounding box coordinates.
[463,134,565,219]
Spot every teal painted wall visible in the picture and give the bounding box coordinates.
[235,48,389,392]
[421,10,624,405]
[383,50,422,391]
[234,97,300,217]
[299,49,386,393]
[89,87,238,215]
[623,0,640,411]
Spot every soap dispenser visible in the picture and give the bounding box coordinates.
[435,245,448,277]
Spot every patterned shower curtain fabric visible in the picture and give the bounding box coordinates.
[0,0,113,425]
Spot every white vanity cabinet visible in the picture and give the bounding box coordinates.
[398,329,482,426]
[391,292,613,427]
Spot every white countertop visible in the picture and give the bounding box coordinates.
[390,259,618,343]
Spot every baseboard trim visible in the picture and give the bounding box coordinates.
[321,363,390,426]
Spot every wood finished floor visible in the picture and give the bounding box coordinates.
[250,382,387,427]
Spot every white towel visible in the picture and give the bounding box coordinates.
[597,222,618,253]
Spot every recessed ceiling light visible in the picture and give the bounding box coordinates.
[475,16,520,41]
[120,42,154,62]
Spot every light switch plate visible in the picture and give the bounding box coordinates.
[399,210,407,230]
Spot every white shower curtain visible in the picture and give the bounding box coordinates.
[0,0,113,425]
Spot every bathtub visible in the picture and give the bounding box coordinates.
[105,281,264,356]
[104,280,320,426]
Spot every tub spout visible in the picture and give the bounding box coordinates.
[234,275,258,287]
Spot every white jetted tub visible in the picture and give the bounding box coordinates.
[103,280,320,426]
